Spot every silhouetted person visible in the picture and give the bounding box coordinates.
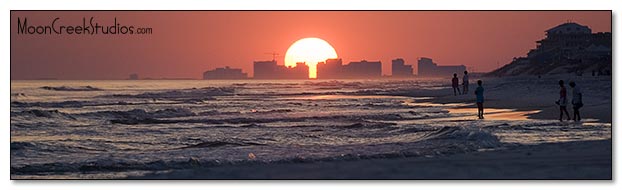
[569,81,583,121]
[557,80,571,121]
[462,71,469,94]
[452,73,461,96]
[475,80,484,119]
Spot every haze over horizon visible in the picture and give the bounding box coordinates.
[11,11,611,80]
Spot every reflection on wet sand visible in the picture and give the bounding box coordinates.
[287,94,411,100]
[401,98,541,121]
[402,99,472,108]
[293,95,545,121]
[447,108,541,120]
[290,96,546,121]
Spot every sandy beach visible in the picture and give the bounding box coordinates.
[419,75,612,123]
[133,139,611,179]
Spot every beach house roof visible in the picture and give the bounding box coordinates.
[546,22,591,35]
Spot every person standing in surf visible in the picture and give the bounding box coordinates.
[569,81,583,121]
[557,80,571,122]
[452,73,461,96]
[475,80,484,119]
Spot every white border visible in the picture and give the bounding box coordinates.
[2,0,620,189]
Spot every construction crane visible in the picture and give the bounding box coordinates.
[264,52,280,61]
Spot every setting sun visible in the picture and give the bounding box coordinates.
[284,37,338,78]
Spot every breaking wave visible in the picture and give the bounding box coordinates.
[82,108,196,119]
[41,86,102,91]
[11,100,154,108]
[12,108,196,121]
[12,109,76,120]
[179,140,266,149]
[105,87,235,99]
[11,126,501,176]
[418,126,501,148]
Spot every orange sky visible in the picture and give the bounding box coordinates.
[10,11,611,80]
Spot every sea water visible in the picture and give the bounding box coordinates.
[9,79,611,179]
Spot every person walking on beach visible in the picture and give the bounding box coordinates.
[557,80,571,122]
[569,81,583,121]
[452,73,461,96]
[475,80,484,119]
[462,71,469,94]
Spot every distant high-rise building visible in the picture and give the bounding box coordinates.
[203,66,248,80]
[343,60,382,78]
[253,60,278,79]
[253,60,308,79]
[316,59,381,79]
[417,57,466,77]
[391,58,413,78]
[284,62,310,79]
[316,58,343,79]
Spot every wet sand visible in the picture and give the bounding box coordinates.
[420,76,612,123]
[132,139,611,179]
[447,107,540,120]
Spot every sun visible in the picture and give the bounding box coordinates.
[284,37,338,78]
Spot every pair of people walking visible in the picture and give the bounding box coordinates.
[452,71,470,96]
[557,80,583,122]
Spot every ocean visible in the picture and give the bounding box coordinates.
[10,79,611,179]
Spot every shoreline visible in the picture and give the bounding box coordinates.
[127,76,612,179]
[416,76,612,123]
[130,139,611,179]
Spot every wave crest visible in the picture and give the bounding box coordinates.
[41,86,102,91]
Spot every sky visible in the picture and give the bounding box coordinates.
[10,11,611,80]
